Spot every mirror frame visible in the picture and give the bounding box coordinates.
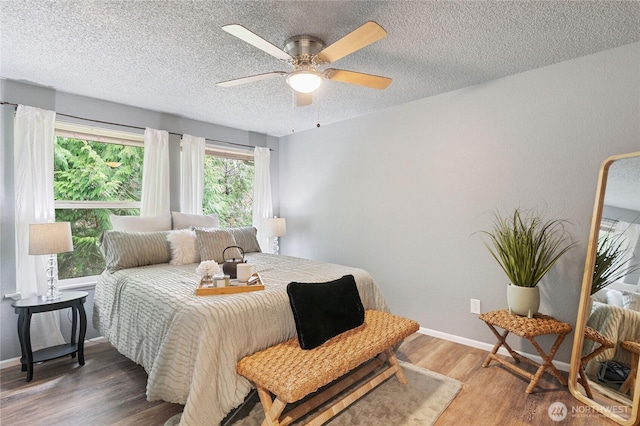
[569,151,640,426]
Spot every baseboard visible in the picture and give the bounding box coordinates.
[0,356,21,370]
[418,326,572,373]
[1,331,572,374]
[0,336,108,371]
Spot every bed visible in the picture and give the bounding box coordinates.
[583,289,640,376]
[92,227,390,425]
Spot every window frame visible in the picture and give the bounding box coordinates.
[204,143,254,161]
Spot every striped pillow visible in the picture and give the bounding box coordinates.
[228,227,262,253]
[99,231,171,271]
[195,228,242,263]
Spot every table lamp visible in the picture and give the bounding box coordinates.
[264,217,286,255]
[29,222,74,300]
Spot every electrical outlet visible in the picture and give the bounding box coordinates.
[470,299,481,314]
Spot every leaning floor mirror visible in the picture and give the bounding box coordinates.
[570,151,640,426]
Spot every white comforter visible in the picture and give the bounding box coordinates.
[93,253,389,425]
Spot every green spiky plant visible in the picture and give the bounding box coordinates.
[591,227,640,295]
[480,208,577,287]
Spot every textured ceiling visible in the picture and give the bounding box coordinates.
[1,1,640,137]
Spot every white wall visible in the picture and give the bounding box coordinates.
[278,42,640,362]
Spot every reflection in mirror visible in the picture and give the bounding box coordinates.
[570,152,640,426]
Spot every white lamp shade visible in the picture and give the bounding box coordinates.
[264,218,287,238]
[29,222,74,255]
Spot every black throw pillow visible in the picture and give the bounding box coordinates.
[287,274,365,350]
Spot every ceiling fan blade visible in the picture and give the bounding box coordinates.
[324,68,392,90]
[222,24,292,61]
[316,21,387,63]
[295,91,313,107]
[216,71,287,87]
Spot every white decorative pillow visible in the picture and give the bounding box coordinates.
[110,213,171,232]
[605,289,625,308]
[167,229,200,265]
[622,290,640,312]
[172,211,219,230]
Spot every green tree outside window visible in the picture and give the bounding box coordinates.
[54,136,254,280]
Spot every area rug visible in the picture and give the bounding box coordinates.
[165,362,462,425]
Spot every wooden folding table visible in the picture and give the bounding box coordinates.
[479,309,572,394]
[620,340,640,399]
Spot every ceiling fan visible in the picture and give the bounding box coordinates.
[216,21,392,106]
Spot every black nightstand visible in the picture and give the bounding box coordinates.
[11,291,88,382]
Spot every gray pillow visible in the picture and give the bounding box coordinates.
[228,227,262,253]
[99,230,171,271]
[195,228,242,263]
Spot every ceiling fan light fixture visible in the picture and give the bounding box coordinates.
[286,69,323,93]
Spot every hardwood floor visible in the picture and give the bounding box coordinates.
[0,335,619,425]
[397,334,618,426]
[0,341,182,426]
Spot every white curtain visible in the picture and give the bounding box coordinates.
[14,105,65,350]
[252,147,274,252]
[180,134,205,214]
[141,128,170,216]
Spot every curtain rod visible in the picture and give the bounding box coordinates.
[0,101,271,151]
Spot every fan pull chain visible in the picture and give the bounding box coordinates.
[316,88,321,128]
[291,90,296,133]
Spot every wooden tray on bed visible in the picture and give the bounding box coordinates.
[196,273,265,296]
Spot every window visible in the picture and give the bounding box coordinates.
[53,123,255,282]
[202,146,254,228]
[54,122,144,280]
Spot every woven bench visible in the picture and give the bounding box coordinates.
[237,310,419,426]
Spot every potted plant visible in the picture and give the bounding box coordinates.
[480,208,577,318]
[591,225,640,295]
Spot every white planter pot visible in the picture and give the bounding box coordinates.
[507,285,540,318]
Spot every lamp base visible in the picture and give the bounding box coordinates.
[273,237,280,255]
[44,256,61,300]
[44,288,62,301]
